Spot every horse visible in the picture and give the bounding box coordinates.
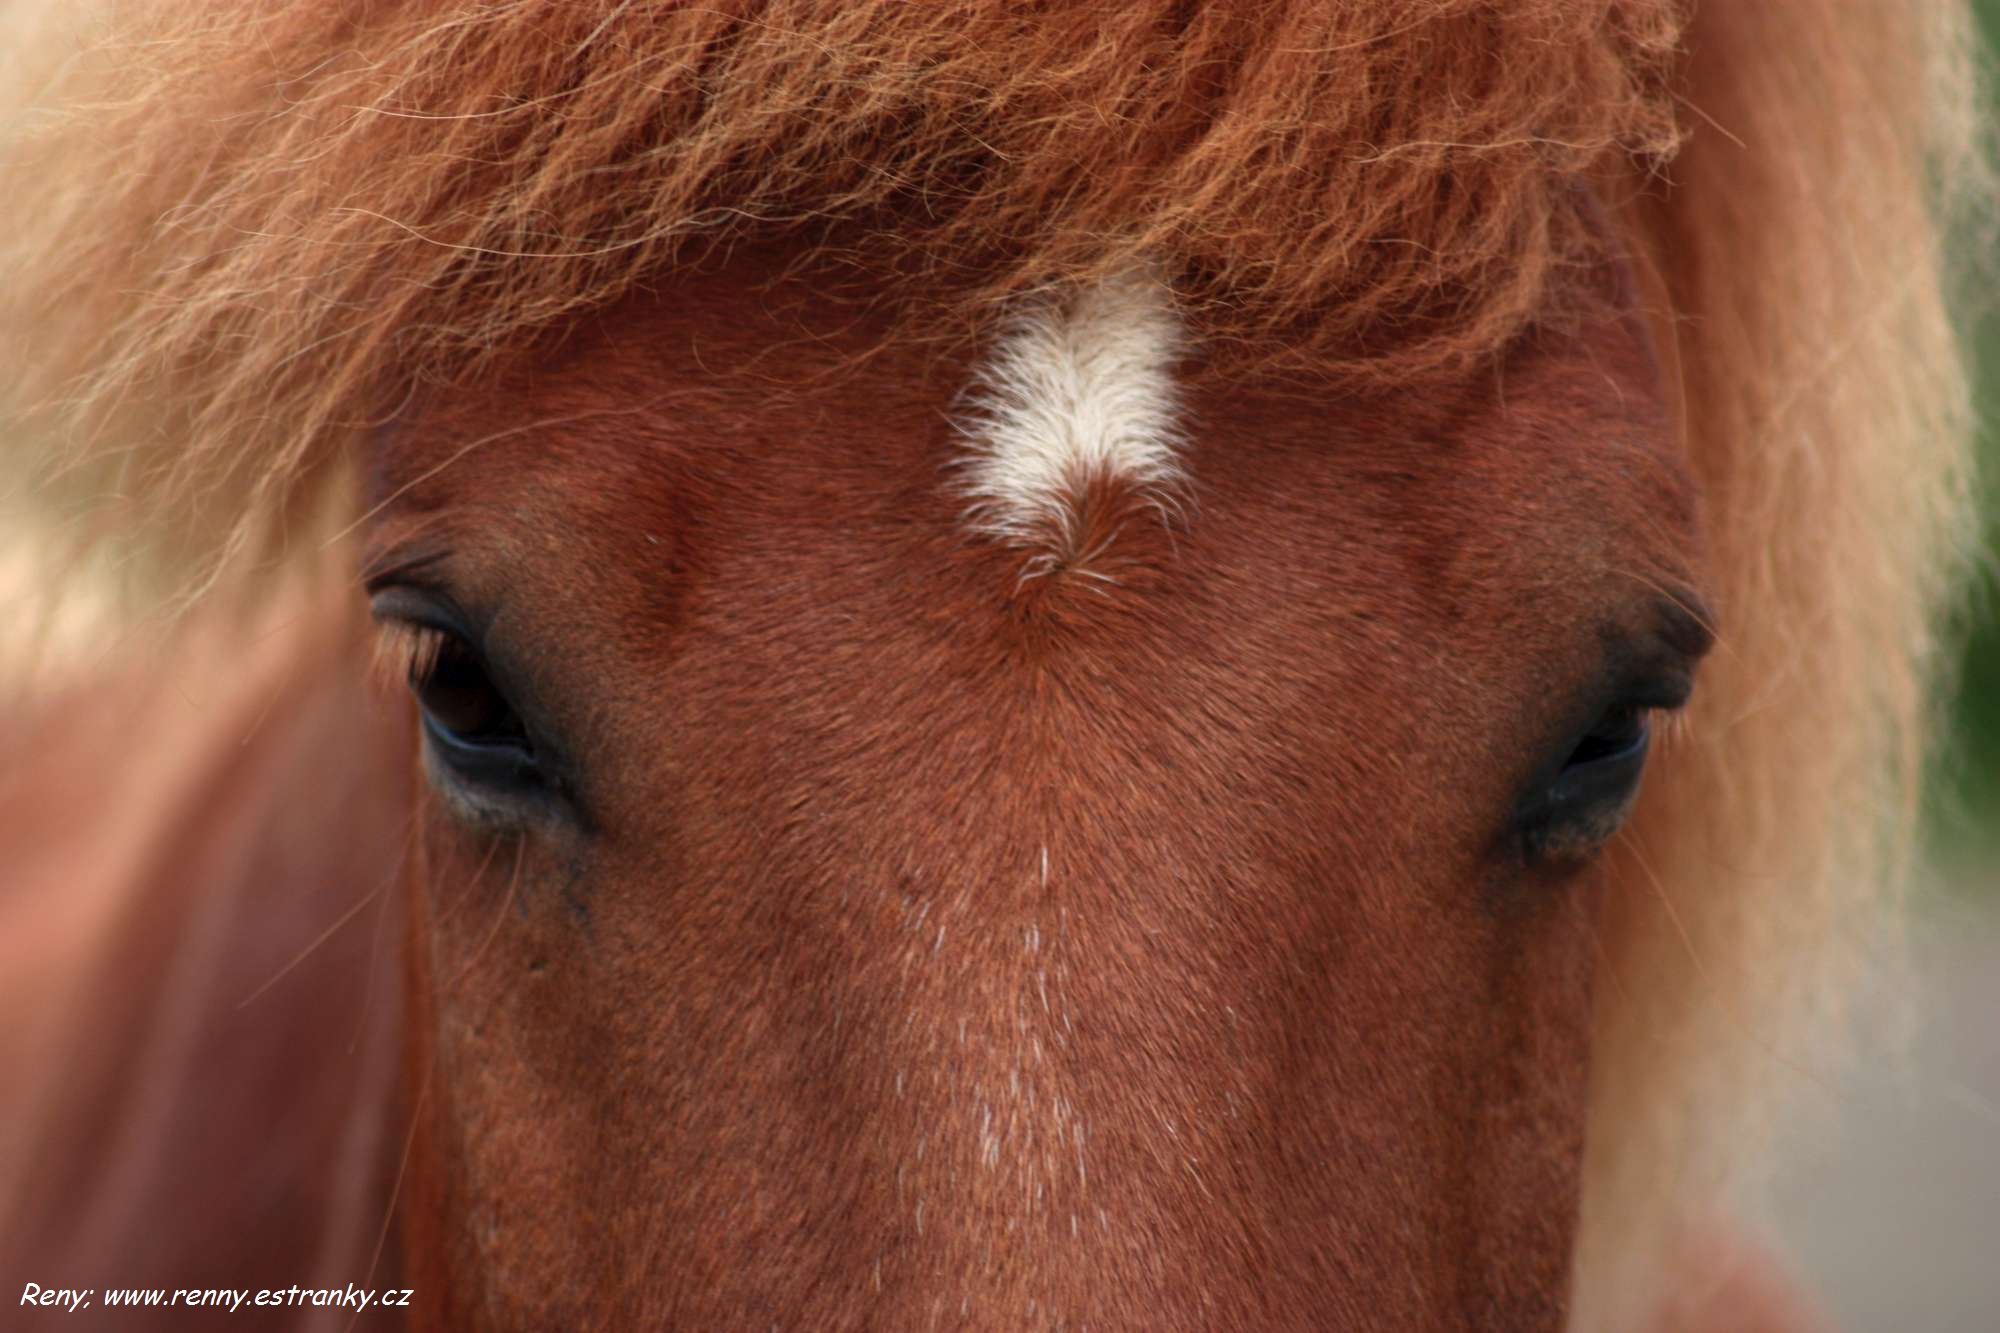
[0,2,1986,1328]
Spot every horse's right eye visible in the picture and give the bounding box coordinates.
[413,631,521,743]
[376,614,545,798]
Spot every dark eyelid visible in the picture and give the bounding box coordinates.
[1595,593,1714,716]
[361,543,455,596]
[1620,665,1693,714]
[369,581,485,646]
[1651,591,1717,664]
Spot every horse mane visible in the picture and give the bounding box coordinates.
[1,1,1988,1321]
[3,1,1689,584]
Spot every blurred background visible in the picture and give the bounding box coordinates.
[1766,3,2000,1327]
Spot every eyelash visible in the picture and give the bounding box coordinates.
[371,609,556,823]
[373,618,450,694]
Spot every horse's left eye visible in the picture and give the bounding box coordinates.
[1514,700,1658,863]
[1562,705,1649,770]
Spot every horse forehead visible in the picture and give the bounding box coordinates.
[386,264,1677,566]
[369,265,1687,822]
[400,299,1667,776]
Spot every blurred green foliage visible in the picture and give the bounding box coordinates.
[1939,1,2000,856]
